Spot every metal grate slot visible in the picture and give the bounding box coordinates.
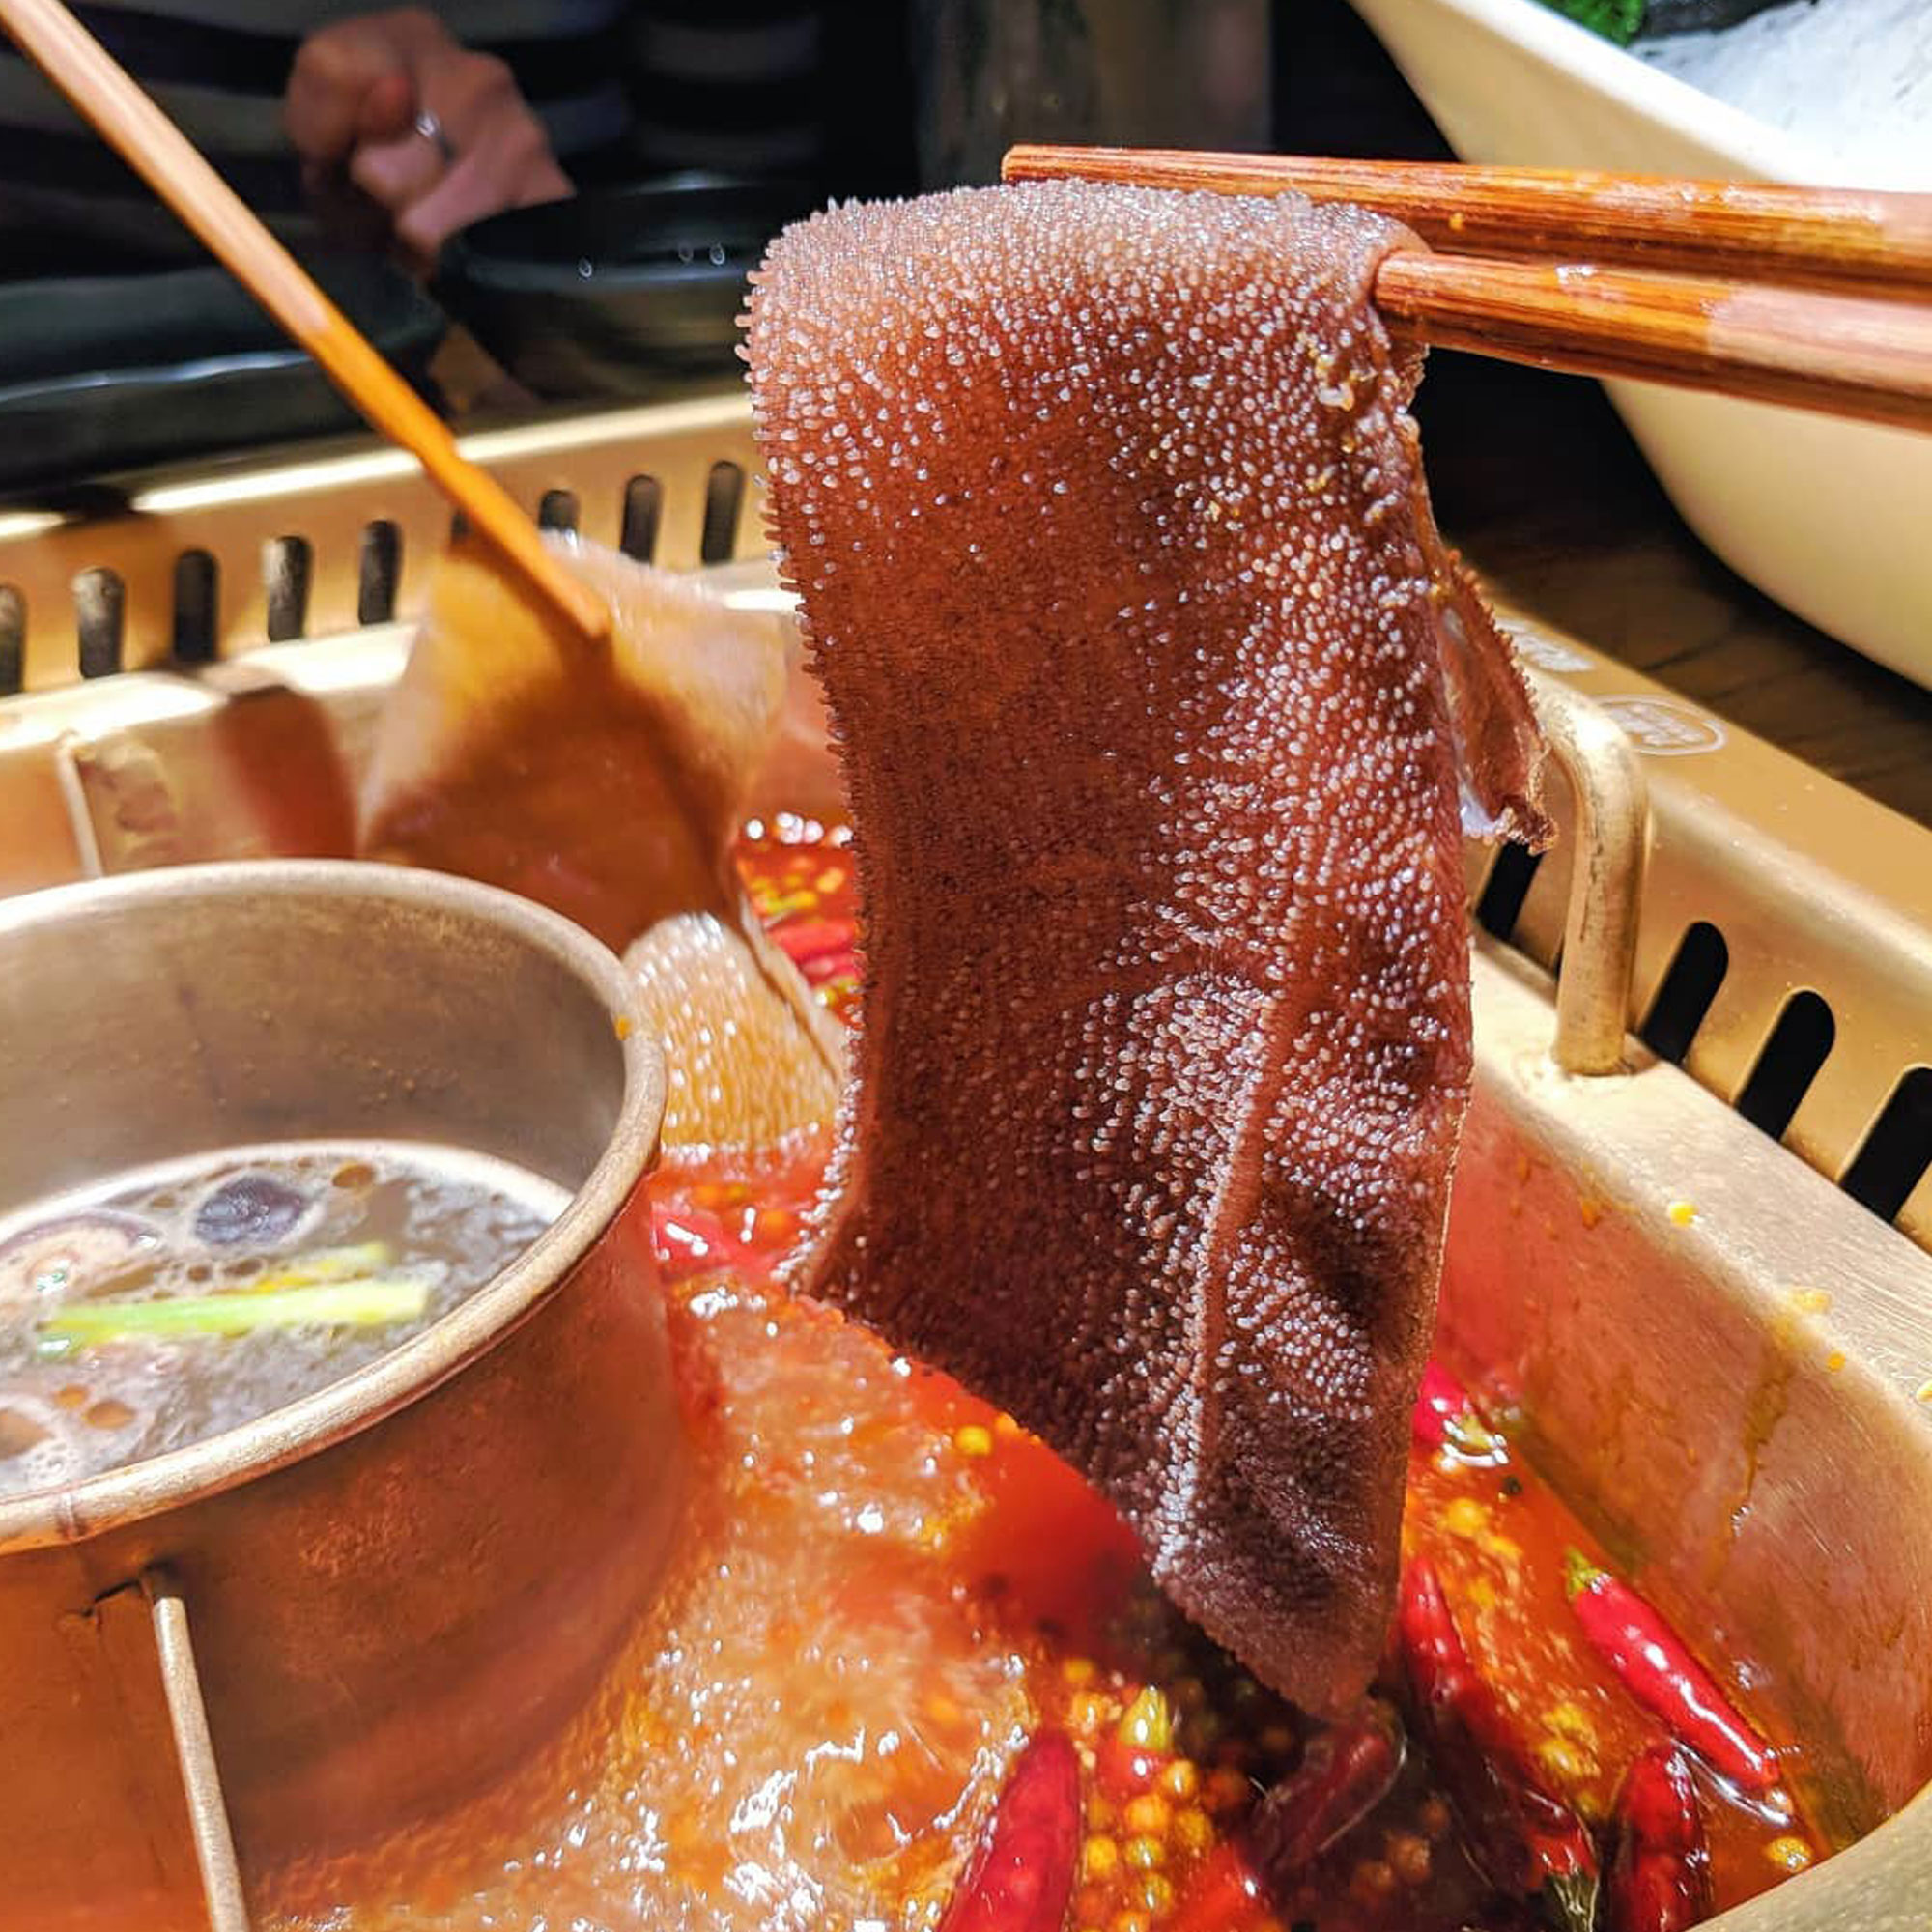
[1640,921,1729,1065]
[1841,1068,1932,1224]
[621,475,662,561]
[700,462,745,564]
[0,587,21,696]
[73,567,124,677]
[357,521,401,626]
[1475,842,1542,943]
[264,536,312,643]
[538,490,580,535]
[1736,991,1836,1142]
[172,550,219,663]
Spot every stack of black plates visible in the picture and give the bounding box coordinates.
[0,253,444,496]
[435,173,815,403]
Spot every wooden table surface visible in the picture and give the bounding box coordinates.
[1418,348,1932,833]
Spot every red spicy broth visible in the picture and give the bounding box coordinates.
[264,816,1841,1932]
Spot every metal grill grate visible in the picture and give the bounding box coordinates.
[0,393,760,694]
[1478,611,1932,1251]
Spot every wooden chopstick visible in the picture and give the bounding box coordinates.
[1004,146,1932,301]
[0,0,609,643]
[1376,253,1932,432]
[1004,145,1932,434]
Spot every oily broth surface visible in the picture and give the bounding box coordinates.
[0,1141,563,1495]
[266,1227,1031,1932]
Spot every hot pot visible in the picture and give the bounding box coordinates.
[0,861,680,1930]
[0,396,1928,1928]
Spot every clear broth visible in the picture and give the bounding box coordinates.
[0,1140,564,1497]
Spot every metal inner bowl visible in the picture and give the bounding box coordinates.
[0,861,681,1928]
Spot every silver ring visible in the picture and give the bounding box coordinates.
[412,109,457,164]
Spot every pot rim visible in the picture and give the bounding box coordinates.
[0,858,662,1555]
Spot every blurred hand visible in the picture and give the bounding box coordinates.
[285,8,572,264]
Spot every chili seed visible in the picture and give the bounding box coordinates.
[1171,1675,1208,1713]
[1160,1758,1201,1803]
[84,1399,135,1430]
[1536,1737,1593,1785]
[1204,1767,1251,1814]
[1138,1874,1175,1914]
[1082,1836,1121,1882]
[1124,1835,1164,1871]
[1111,1914,1151,1932]
[1418,1794,1452,1840]
[1386,1830,1431,1886]
[1123,1794,1171,1837]
[1767,1836,1814,1873]
[1442,1496,1491,1538]
[953,1424,994,1458]
[1350,1859,1397,1902]
[1174,1808,1213,1856]
[1184,1709,1225,1753]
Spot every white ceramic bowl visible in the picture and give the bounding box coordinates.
[1349,0,1932,691]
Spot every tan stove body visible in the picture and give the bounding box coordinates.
[0,396,1929,1929]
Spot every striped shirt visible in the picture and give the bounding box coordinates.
[0,1,838,272]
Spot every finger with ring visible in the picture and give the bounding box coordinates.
[412,109,458,164]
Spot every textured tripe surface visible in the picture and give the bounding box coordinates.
[748,182,1546,1712]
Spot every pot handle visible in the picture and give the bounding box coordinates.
[144,1567,251,1932]
[1522,668,1650,1077]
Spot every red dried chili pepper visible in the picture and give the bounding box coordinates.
[938,1729,1082,1932]
[798,947,862,991]
[1250,1699,1405,1878]
[1605,1744,1714,1932]
[650,1201,753,1282]
[1167,1841,1268,1932]
[1564,1550,1780,1796]
[1397,1557,1600,1932]
[771,915,855,968]
[1412,1360,1507,1463]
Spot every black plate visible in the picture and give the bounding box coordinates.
[435,174,814,403]
[0,255,445,497]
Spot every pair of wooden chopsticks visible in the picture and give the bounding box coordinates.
[1005,146,1932,434]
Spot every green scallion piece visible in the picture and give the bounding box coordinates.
[37,1277,430,1355]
